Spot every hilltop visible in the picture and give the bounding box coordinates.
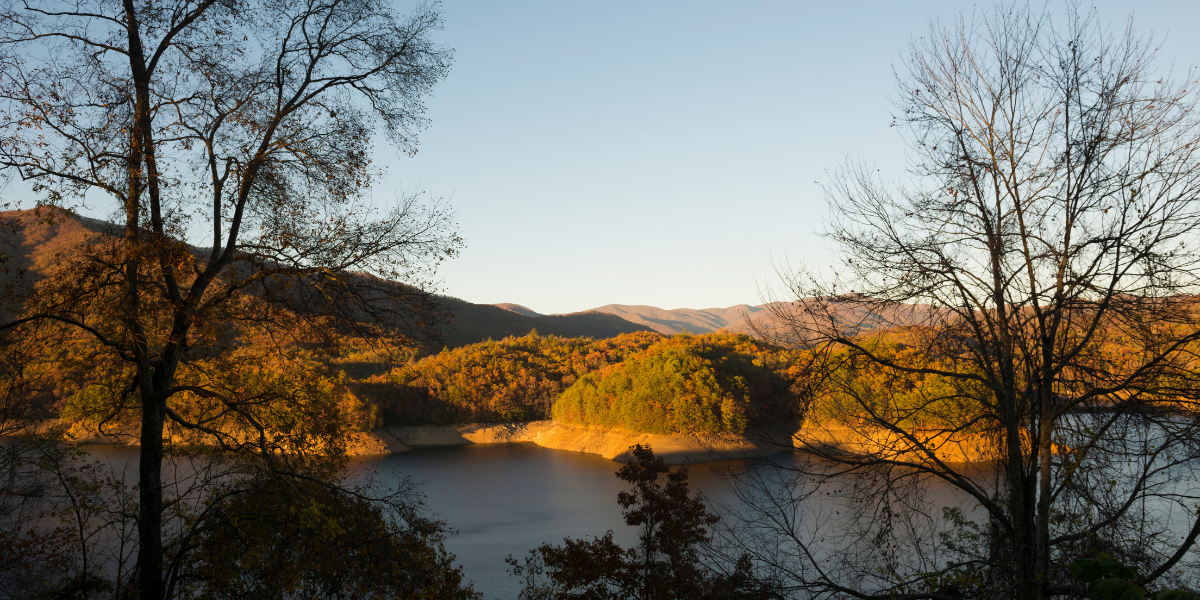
[0,209,654,348]
[582,304,764,335]
[436,299,653,348]
[488,301,929,342]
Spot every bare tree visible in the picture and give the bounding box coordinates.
[733,4,1200,600]
[0,0,458,598]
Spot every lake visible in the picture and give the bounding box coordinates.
[351,442,987,599]
[350,443,749,599]
[84,443,986,599]
[86,442,746,598]
[68,417,1200,600]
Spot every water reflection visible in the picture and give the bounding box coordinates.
[352,443,641,598]
[84,443,980,600]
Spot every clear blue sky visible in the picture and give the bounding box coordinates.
[16,1,1199,314]
[384,0,1200,314]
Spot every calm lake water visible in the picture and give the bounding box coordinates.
[76,430,1200,599]
[85,442,749,599]
[350,443,748,599]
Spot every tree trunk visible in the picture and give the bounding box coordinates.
[121,3,163,596]
[1007,432,1039,600]
[1037,407,1054,597]
[138,387,165,600]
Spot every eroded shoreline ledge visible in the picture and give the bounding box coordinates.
[364,421,1004,464]
[368,421,780,464]
[52,420,1000,465]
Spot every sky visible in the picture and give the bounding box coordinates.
[378,0,1200,314]
[11,1,1200,314]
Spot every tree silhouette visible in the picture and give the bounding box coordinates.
[0,0,457,597]
[515,445,766,600]
[738,4,1200,599]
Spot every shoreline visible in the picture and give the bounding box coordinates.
[372,421,785,464]
[370,421,1012,464]
[39,419,1007,465]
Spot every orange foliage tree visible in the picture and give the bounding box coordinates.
[552,333,801,435]
[0,0,458,597]
[358,331,663,424]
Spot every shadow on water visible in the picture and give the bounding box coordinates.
[83,442,983,600]
[350,443,966,600]
[351,443,641,599]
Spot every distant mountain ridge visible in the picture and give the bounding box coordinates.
[491,303,542,319]
[438,301,653,348]
[0,209,654,350]
[492,301,929,341]
[584,304,765,335]
[491,302,768,335]
[0,209,913,349]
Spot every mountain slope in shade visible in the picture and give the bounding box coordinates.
[0,210,651,350]
[718,299,930,342]
[586,304,765,335]
[585,301,929,340]
[491,303,544,318]
[437,300,654,348]
[0,211,918,348]
[541,311,656,340]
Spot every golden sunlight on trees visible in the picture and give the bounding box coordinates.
[552,334,801,436]
[0,0,460,597]
[735,4,1200,600]
[363,331,664,424]
[355,330,802,434]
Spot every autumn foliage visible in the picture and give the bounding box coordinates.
[804,329,991,431]
[552,334,802,435]
[360,331,663,424]
[350,331,801,434]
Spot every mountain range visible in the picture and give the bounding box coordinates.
[490,299,930,344]
[493,303,765,335]
[433,300,653,348]
[0,209,922,349]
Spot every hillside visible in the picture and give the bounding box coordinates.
[584,301,928,342]
[0,209,119,295]
[492,303,542,318]
[0,209,652,349]
[357,330,799,431]
[435,300,653,348]
[582,304,765,335]
[490,303,658,340]
[552,333,800,435]
[359,331,664,424]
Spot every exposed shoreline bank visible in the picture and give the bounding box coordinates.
[42,419,1003,465]
[370,421,1007,464]
[373,421,781,464]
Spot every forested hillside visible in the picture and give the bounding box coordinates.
[352,331,804,434]
[552,333,802,435]
[354,331,663,424]
[435,297,653,347]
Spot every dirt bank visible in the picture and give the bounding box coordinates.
[42,418,1011,464]
[378,420,1024,464]
[381,421,780,464]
